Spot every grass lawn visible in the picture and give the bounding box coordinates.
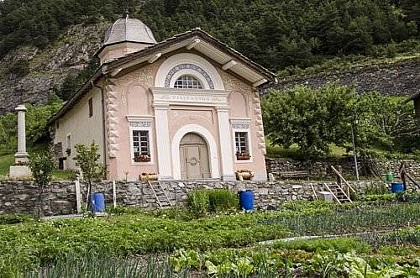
[0,153,14,177]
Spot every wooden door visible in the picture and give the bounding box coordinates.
[180,133,211,179]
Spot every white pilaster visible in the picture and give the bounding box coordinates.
[14,105,28,163]
[216,106,235,180]
[154,104,173,179]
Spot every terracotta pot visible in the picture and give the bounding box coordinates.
[236,171,253,181]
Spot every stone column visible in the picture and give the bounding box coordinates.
[154,104,173,179]
[14,105,29,163]
[216,106,236,181]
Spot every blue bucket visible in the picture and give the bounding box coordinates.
[239,190,254,212]
[91,192,105,212]
[391,182,404,193]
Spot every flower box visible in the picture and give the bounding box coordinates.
[236,152,251,160]
[134,154,151,162]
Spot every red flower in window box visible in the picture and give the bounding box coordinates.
[134,154,151,162]
[236,152,250,160]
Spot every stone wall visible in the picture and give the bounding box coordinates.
[0,180,347,216]
[271,59,420,97]
[266,157,420,181]
[0,159,420,216]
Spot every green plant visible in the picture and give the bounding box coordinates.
[186,190,210,217]
[28,150,55,217]
[73,141,104,210]
[0,214,34,225]
[208,189,238,213]
[273,237,371,254]
[364,183,390,195]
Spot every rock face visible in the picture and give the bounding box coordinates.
[0,23,109,115]
[272,58,420,97]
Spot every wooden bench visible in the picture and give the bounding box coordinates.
[277,170,310,180]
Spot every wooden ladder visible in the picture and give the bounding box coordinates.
[323,182,352,203]
[147,181,173,208]
[405,173,420,191]
[329,166,357,203]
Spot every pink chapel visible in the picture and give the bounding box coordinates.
[49,15,277,181]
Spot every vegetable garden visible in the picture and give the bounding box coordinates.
[0,191,419,277]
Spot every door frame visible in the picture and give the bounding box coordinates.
[171,124,220,180]
[180,133,211,179]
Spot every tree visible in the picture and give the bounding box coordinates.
[262,84,354,160]
[353,93,420,154]
[73,141,104,210]
[28,150,55,217]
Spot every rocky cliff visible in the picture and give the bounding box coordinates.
[0,23,109,115]
[0,21,419,115]
[273,57,420,97]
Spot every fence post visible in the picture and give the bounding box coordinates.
[112,180,117,208]
[75,177,81,214]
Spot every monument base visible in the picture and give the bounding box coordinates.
[9,165,32,179]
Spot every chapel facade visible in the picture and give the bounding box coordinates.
[50,16,277,181]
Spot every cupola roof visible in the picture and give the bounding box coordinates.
[103,14,157,46]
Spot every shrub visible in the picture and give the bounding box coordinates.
[208,189,238,213]
[187,189,239,216]
[364,183,389,195]
[186,190,210,217]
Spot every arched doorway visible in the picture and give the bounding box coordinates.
[180,133,211,179]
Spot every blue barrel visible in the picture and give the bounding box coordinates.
[91,192,105,212]
[391,182,404,193]
[240,190,254,212]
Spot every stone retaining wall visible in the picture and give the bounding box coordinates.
[1,176,419,216]
[266,158,420,180]
[0,180,338,216]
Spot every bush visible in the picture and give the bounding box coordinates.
[187,190,210,217]
[208,189,238,213]
[187,189,239,216]
[364,183,390,195]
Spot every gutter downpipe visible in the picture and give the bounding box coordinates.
[91,80,108,179]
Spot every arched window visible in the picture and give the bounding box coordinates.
[173,75,203,89]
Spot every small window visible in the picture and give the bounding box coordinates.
[66,134,71,156]
[88,98,93,117]
[235,132,250,160]
[174,75,203,89]
[132,130,150,162]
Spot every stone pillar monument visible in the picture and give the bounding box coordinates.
[14,105,29,163]
[9,104,31,178]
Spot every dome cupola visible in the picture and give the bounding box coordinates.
[97,14,157,64]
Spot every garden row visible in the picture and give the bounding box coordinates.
[0,195,419,276]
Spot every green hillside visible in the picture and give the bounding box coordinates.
[0,0,419,72]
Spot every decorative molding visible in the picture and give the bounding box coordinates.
[186,38,201,50]
[129,121,152,128]
[151,88,229,107]
[148,53,161,64]
[164,63,215,89]
[105,81,119,158]
[252,78,268,87]
[222,60,237,71]
[232,123,250,129]
[252,91,266,154]
[230,119,251,130]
